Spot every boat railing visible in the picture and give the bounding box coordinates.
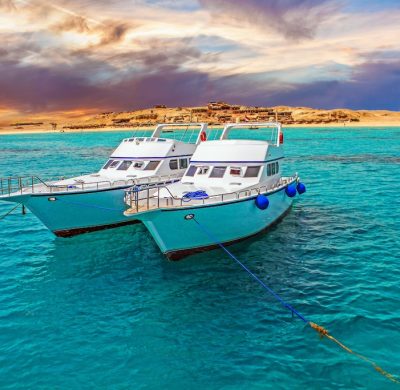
[0,176,51,196]
[125,175,298,214]
[220,122,282,145]
[0,173,182,196]
[150,123,209,145]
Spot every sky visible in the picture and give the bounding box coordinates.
[0,0,399,121]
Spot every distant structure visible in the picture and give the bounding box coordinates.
[61,102,362,130]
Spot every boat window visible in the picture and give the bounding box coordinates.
[197,166,209,175]
[244,166,261,178]
[275,162,279,173]
[103,159,115,169]
[267,164,272,176]
[210,166,227,178]
[133,161,145,169]
[271,163,276,175]
[230,167,242,176]
[157,139,166,142]
[117,160,133,171]
[144,160,160,170]
[109,160,120,169]
[179,158,188,169]
[136,138,144,142]
[169,159,178,170]
[185,165,197,177]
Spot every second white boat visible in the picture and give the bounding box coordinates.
[124,122,306,259]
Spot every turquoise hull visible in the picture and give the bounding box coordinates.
[137,186,293,259]
[1,187,135,236]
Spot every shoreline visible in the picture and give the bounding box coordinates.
[1,122,399,136]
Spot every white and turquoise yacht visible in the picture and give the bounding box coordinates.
[0,123,208,237]
[124,122,306,259]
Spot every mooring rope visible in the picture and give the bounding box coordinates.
[191,216,400,385]
[0,203,21,221]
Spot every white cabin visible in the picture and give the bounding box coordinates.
[52,123,208,190]
[159,122,284,197]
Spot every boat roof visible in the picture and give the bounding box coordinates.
[111,137,182,159]
[189,139,273,165]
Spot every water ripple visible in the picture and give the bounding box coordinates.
[0,128,399,389]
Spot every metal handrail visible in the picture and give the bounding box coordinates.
[0,172,182,196]
[125,175,298,213]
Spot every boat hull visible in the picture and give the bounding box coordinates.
[1,187,137,237]
[137,186,293,259]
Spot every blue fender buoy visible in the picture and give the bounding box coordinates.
[296,182,306,194]
[285,184,296,198]
[255,195,269,210]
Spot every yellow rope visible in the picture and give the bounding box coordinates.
[309,322,400,385]
[191,217,399,385]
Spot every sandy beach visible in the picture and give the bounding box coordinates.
[1,121,399,136]
[1,103,399,135]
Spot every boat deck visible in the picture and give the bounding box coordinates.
[124,175,297,215]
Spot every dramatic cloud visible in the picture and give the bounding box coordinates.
[0,56,212,112]
[274,60,400,110]
[0,0,399,119]
[0,0,16,11]
[200,0,338,41]
[51,15,91,34]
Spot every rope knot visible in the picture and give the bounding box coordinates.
[310,322,329,338]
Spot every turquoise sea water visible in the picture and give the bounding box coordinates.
[0,127,399,389]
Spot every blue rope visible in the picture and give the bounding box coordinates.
[192,217,308,323]
[0,203,21,221]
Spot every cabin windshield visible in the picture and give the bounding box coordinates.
[244,166,261,177]
[197,166,209,175]
[230,167,242,176]
[185,164,263,179]
[266,161,279,176]
[133,161,145,169]
[103,159,115,169]
[102,160,121,169]
[185,165,197,177]
[117,161,133,171]
[144,160,161,170]
[210,166,226,178]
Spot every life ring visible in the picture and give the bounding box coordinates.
[200,131,207,142]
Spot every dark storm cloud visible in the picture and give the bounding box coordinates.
[200,0,338,40]
[210,60,400,110]
[0,57,212,113]
[2,54,399,113]
[0,60,103,112]
[267,60,400,109]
